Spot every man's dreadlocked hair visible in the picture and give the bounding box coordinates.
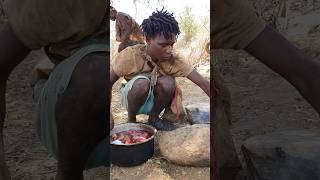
[141,8,180,39]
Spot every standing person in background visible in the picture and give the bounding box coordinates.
[110,6,145,52]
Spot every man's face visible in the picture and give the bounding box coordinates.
[110,10,117,21]
[147,33,176,62]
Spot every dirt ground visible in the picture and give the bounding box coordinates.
[4,51,59,179]
[217,1,320,178]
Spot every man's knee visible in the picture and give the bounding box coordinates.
[71,52,107,93]
[128,79,150,98]
[55,51,108,139]
[57,51,108,102]
[55,52,108,173]
[156,76,175,94]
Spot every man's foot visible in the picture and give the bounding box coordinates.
[148,118,177,131]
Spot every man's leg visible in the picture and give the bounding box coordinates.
[127,79,150,122]
[148,76,176,130]
[118,39,138,53]
[118,41,127,53]
[54,52,107,180]
[0,24,30,180]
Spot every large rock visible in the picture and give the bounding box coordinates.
[157,124,210,166]
[185,103,210,124]
[160,103,210,125]
[212,68,242,179]
[242,130,320,180]
[161,107,189,124]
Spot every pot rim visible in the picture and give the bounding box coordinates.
[110,123,157,146]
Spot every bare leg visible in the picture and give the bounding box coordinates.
[118,41,127,53]
[0,24,30,180]
[127,79,149,122]
[118,39,139,53]
[148,76,176,130]
[55,52,107,180]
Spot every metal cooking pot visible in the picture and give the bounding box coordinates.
[110,123,157,166]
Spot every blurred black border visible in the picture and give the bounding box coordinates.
[106,1,111,180]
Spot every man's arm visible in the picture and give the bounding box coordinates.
[110,69,119,130]
[186,69,210,97]
[245,25,320,114]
